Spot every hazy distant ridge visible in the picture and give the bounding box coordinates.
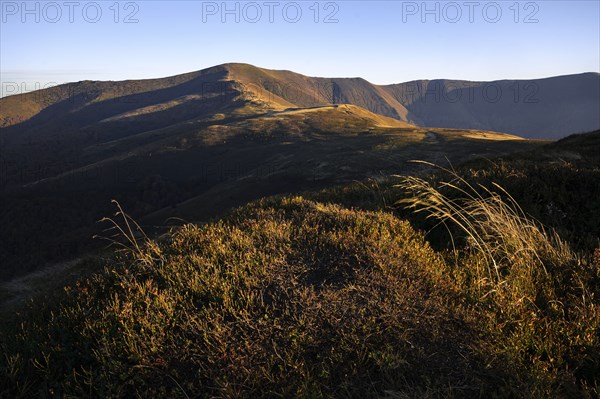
[1,63,598,139]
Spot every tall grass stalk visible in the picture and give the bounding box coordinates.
[395,161,575,284]
[93,200,161,265]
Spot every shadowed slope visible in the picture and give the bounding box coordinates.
[383,73,600,139]
[0,96,533,281]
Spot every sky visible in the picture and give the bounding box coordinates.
[1,0,599,97]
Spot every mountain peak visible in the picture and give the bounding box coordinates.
[1,65,598,138]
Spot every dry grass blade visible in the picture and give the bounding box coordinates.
[395,162,575,283]
[93,200,161,265]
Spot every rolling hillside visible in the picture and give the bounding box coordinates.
[1,63,598,141]
[1,131,598,398]
[0,95,534,280]
[0,62,594,279]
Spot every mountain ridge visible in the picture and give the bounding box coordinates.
[2,63,598,138]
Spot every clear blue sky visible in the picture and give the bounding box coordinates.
[1,1,599,96]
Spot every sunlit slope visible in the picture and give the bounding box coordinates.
[0,98,536,281]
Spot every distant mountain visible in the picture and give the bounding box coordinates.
[1,64,598,140]
[384,73,600,139]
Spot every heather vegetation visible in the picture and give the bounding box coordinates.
[1,131,598,397]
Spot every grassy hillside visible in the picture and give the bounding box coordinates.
[2,64,597,142]
[1,131,598,398]
[0,68,222,128]
[0,101,533,281]
[307,130,600,253]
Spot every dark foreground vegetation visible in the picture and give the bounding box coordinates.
[1,131,599,398]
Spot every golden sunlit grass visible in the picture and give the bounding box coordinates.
[396,161,575,284]
[396,161,599,398]
[1,198,482,397]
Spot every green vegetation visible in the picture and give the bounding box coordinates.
[1,132,599,398]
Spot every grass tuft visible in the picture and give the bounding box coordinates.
[93,200,162,266]
[396,161,575,285]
